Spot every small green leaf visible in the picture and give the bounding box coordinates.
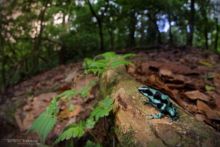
[199,60,214,67]
[55,121,85,143]
[85,117,96,129]
[90,97,113,121]
[122,53,135,58]
[205,85,215,91]
[56,89,78,101]
[80,80,97,98]
[85,140,101,147]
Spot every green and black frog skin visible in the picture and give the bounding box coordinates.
[138,85,178,121]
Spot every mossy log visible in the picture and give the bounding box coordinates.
[101,67,220,147]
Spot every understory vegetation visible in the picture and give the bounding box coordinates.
[30,52,133,146]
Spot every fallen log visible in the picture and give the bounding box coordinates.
[101,67,220,147]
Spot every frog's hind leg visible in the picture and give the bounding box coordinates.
[143,101,150,105]
[167,106,178,120]
[147,112,164,119]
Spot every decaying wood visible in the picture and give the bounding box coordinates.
[101,67,220,147]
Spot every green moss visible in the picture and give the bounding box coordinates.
[115,127,137,147]
[147,139,166,147]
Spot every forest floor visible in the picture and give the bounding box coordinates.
[1,47,220,146]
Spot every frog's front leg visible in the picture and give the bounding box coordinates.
[148,112,164,119]
[143,101,150,105]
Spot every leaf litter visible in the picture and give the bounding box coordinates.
[1,47,220,143]
[128,48,220,131]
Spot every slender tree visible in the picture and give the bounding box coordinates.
[214,18,219,51]
[187,0,195,46]
[86,0,106,51]
[32,0,50,71]
[127,10,137,48]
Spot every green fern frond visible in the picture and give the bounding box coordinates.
[55,97,113,143]
[55,89,78,101]
[110,60,130,68]
[86,97,113,128]
[85,117,96,129]
[122,53,135,58]
[101,51,116,59]
[30,98,58,143]
[90,97,113,121]
[83,52,135,76]
[80,80,97,98]
[55,121,85,143]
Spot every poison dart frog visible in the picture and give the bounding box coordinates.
[138,85,178,120]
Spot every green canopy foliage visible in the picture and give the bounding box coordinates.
[0,0,220,91]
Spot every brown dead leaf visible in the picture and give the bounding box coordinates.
[184,90,211,102]
[197,100,211,114]
[64,70,78,83]
[206,110,220,121]
[15,92,57,131]
[213,73,220,91]
[31,93,57,116]
[196,100,220,121]
[159,68,172,77]
[24,107,33,113]
[195,114,206,122]
[185,104,198,113]
[206,92,220,108]
[147,74,164,86]
[58,105,82,120]
[127,63,136,74]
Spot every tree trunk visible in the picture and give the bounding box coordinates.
[168,14,173,44]
[147,12,161,45]
[32,0,50,72]
[200,1,209,49]
[140,17,146,46]
[58,13,67,64]
[0,10,6,92]
[204,27,209,49]
[187,0,195,46]
[127,10,136,48]
[87,0,104,51]
[0,42,6,92]
[108,28,114,50]
[215,18,219,51]
[98,21,104,51]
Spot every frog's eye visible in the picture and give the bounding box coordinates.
[154,92,161,100]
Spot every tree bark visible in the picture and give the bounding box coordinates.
[187,0,195,46]
[215,18,219,51]
[108,28,114,50]
[87,0,104,51]
[127,10,136,48]
[0,8,6,92]
[32,0,50,71]
[168,14,173,44]
[147,12,161,45]
[58,13,67,64]
[139,17,146,46]
[204,27,209,49]
[200,0,209,49]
